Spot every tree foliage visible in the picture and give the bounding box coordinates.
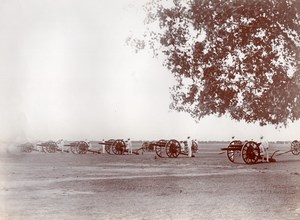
[135,0,300,126]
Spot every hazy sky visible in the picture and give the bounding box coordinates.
[0,0,299,143]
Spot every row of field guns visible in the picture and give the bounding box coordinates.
[18,139,133,155]
[17,139,199,158]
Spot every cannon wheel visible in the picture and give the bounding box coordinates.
[192,141,198,154]
[155,140,166,158]
[241,141,260,164]
[45,142,57,153]
[155,146,164,158]
[105,139,115,155]
[291,140,300,155]
[112,140,126,155]
[41,145,48,153]
[226,141,242,163]
[24,145,33,153]
[21,143,33,153]
[70,144,78,154]
[76,141,88,154]
[227,150,237,163]
[166,139,181,158]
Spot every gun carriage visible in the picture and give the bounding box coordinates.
[141,141,156,152]
[63,141,100,154]
[18,142,34,153]
[65,141,89,154]
[97,139,117,155]
[221,140,263,164]
[151,139,198,158]
[18,141,57,153]
[36,141,59,153]
[290,140,300,155]
[98,139,132,155]
[97,139,145,155]
[271,140,300,157]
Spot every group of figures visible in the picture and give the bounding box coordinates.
[221,136,300,164]
[18,136,300,163]
[18,137,199,158]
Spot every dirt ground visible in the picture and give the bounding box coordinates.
[0,142,299,220]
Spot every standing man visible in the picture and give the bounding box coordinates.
[260,136,269,162]
[187,136,192,158]
[102,139,105,153]
[127,138,132,154]
[59,139,64,153]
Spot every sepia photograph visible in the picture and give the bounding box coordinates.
[0,0,300,219]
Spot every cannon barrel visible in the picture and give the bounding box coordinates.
[36,143,48,146]
[98,141,114,146]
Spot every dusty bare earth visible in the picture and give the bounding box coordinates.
[0,142,300,220]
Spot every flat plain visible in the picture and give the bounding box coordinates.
[0,142,299,220]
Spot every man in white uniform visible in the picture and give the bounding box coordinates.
[102,139,105,153]
[59,139,64,153]
[127,138,132,154]
[187,136,192,157]
[259,136,269,162]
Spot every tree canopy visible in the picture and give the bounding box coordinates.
[132,0,300,127]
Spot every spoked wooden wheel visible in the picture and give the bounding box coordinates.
[76,141,89,154]
[24,145,33,153]
[21,143,33,153]
[112,140,126,155]
[192,141,198,154]
[155,146,164,158]
[45,142,57,153]
[241,141,260,164]
[70,143,78,154]
[155,139,167,158]
[291,140,300,155]
[226,140,242,163]
[166,139,181,158]
[105,139,114,154]
[226,150,240,163]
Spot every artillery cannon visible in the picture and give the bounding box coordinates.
[62,141,101,154]
[36,141,59,153]
[221,140,280,164]
[291,140,300,155]
[18,141,57,153]
[220,138,300,164]
[221,140,264,164]
[98,139,140,155]
[70,141,89,154]
[141,141,156,152]
[150,139,198,158]
[18,142,34,153]
[271,140,300,157]
[97,139,117,155]
[98,139,129,155]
